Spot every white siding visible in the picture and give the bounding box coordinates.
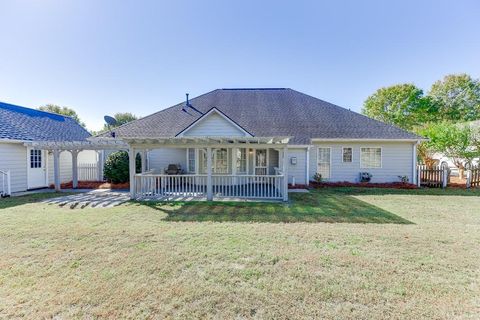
[78,150,98,163]
[287,148,307,185]
[148,148,187,173]
[0,142,27,193]
[308,142,415,183]
[183,112,247,137]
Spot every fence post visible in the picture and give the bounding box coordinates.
[442,167,448,189]
[416,165,421,187]
[466,170,472,189]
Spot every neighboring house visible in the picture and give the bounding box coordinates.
[91,88,421,200]
[0,102,98,194]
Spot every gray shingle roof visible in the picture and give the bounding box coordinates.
[0,102,91,142]
[102,88,421,144]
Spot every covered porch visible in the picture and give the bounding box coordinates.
[127,136,290,201]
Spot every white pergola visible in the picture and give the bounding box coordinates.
[24,139,128,191]
[25,136,291,201]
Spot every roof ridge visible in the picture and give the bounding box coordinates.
[220,88,287,90]
[0,101,78,121]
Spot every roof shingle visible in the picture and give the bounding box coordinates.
[100,88,421,144]
[0,102,91,142]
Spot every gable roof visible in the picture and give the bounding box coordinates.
[0,102,91,142]
[176,107,253,137]
[101,88,421,144]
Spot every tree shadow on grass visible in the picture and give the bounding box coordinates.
[133,191,412,224]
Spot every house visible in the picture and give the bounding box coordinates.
[94,88,420,200]
[0,102,98,195]
[20,88,421,201]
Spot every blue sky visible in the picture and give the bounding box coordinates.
[1,0,479,131]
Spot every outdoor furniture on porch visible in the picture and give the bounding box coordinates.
[164,164,183,175]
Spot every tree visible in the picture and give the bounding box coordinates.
[419,122,479,176]
[38,104,86,127]
[428,73,480,122]
[362,84,434,130]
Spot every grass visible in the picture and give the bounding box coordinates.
[0,188,479,319]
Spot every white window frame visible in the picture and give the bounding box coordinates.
[342,147,353,163]
[317,147,331,179]
[236,148,248,174]
[186,148,196,173]
[360,147,382,169]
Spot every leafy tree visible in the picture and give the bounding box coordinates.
[103,151,141,183]
[362,84,434,130]
[428,73,480,122]
[39,104,86,127]
[419,122,479,175]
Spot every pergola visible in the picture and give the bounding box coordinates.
[24,139,128,191]
[25,136,291,201]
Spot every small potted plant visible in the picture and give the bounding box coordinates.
[359,172,372,183]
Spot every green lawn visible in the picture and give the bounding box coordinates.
[1,188,479,319]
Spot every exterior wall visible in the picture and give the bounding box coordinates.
[308,142,415,183]
[148,148,187,173]
[183,113,247,137]
[0,142,28,193]
[286,148,307,185]
[47,150,98,185]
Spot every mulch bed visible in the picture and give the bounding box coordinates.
[309,181,419,189]
[49,181,129,190]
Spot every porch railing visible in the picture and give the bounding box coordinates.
[134,174,285,200]
[135,174,208,199]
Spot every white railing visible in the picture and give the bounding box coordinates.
[212,175,284,199]
[78,163,99,181]
[134,174,285,200]
[0,170,11,197]
[135,174,208,199]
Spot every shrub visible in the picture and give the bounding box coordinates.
[398,175,409,183]
[313,173,322,183]
[104,151,141,183]
[359,172,372,182]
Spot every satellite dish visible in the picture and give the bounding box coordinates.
[104,115,117,126]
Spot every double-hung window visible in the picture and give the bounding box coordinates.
[360,148,382,168]
[198,148,230,174]
[187,148,196,173]
[236,148,247,174]
[342,147,353,163]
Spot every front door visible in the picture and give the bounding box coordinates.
[28,149,47,189]
[254,149,268,175]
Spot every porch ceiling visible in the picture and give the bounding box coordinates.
[123,136,291,147]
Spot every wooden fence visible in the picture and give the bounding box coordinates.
[417,165,449,188]
[78,163,100,181]
[466,165,480,188]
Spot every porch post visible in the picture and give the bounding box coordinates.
[206,147,213,200]
[141,150,148,173]
[282,146,288,201]
[71,150,79,189]
[129,147,136,199]
[97,150,104,181]
[53,149,61,191]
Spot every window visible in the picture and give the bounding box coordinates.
[214,148,228,173]
[361,148,382,168]
[30,149,42,168]
[317,148,331,179]
[255,149,268,175]
[198,148,230,174]
[342,147,353,163]
[236,148,247,174]
[187,148,196,173]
